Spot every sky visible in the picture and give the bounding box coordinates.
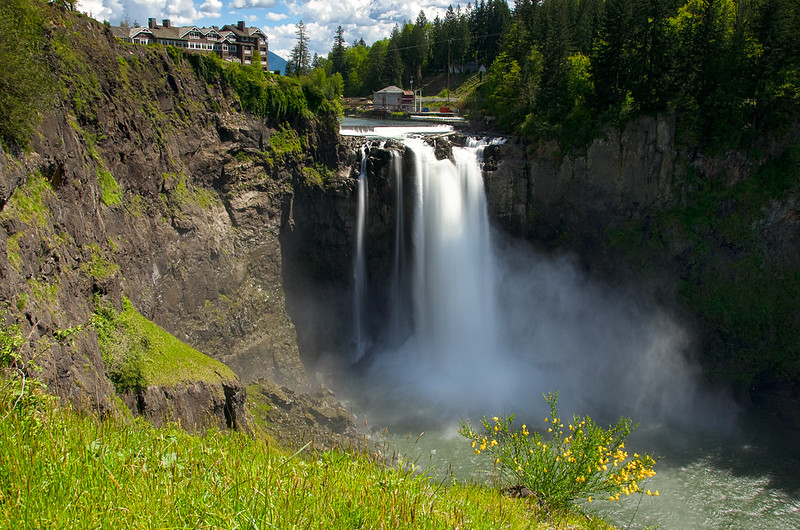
[77,0,458,60]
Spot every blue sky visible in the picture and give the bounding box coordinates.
[78,0,457,60]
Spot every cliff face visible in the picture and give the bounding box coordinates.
[484,115,678,250]
[0,10,331,425]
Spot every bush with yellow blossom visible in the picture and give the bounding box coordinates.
[459,392,658,510]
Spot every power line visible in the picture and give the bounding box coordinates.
[342,32,504,53]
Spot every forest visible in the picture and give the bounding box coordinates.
[316,0,799,150]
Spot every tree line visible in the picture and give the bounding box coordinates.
[308,0,799,149]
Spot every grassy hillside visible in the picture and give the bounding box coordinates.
[94,297,236,393]
[0,371,611,529]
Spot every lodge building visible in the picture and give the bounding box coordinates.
[110,19,268,71]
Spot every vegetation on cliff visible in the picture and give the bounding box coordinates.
[608,141,800,394]
[0,0,343,151]
[0,0,55,148]
[186,52,343,126]
[94,297,236,393]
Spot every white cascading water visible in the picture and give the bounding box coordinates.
[352,135,506,421]
[404,137,497,375]
[352,145,368,362]
[387,150,409,347]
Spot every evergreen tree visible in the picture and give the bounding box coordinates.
[590,0,634,113]
[539,0,574,121]
[384,27,405,87]
[330,25,346,76]
[429,16,447,71]
[288,20,311,76]
[628,0,677,113]
[752,0,800,130]
[409,11,429,80]
[365,40,388,91]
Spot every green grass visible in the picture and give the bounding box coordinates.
[160,172,222,214]
[0,317,610,529]
[0,172,53,228]
[97,168,122,207]
[80,243,119,281]
[95,297,236,392]
[5,232,24,273]
[0,379,609,529]
[269,125,304,157]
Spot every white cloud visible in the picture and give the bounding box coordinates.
[231,0,276,7]
[267,22,298,58]
[277,0,453,56]
[76,1,471,59]
[199,0,223,17]
[165,0,200,24]
[77,0,123,21]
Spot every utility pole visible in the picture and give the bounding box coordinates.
[447,39,452,103]
[410,76,414,112]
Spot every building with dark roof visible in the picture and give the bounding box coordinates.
[110,19,268,71]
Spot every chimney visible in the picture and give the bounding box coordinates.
[162,19,171,28]
[237,20,245,31]
[148,18,156,29]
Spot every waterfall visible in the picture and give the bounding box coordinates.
[353,135,500,416]
[387,150,409,347]
[404,137,497,375]
[353,145,368,362]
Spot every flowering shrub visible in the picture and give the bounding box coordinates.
[459,392,658,510]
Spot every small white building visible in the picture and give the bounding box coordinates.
[373,86,414,112]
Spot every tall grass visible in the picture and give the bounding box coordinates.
[0,379,611,529]
[0,316,608,529]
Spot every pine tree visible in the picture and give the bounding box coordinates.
[288,20,311,76]
[330,25,346,75]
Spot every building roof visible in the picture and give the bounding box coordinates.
[112,20,267,44]
[375,86,404,94]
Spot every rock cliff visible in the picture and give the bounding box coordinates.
[0,9,335,429]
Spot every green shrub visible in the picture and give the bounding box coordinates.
[81,243,119,281]
[93,298,145,393]
[459,392,658,510]
[1,172,53,228]
[0,315,24,368]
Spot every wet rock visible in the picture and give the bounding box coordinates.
[248,379,363,452]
